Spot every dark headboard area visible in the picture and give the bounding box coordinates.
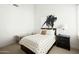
[41,28,52,30]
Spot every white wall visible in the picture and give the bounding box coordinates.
[0,4,35,47]
[77,5,79,38]
[0,4,79,49]
[77,5,79,48]
[35,4,79,49]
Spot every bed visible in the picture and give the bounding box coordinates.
[19,29,56,54]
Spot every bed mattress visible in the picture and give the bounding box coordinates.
[19,34,55,54]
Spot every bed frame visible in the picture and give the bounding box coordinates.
[20,42,56,54]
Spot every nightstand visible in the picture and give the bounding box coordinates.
[56,34,70,50]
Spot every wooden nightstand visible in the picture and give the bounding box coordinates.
[56,34,70,50]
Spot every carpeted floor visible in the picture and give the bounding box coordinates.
[0,43,79,54]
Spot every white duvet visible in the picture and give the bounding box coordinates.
[19,34,55,54]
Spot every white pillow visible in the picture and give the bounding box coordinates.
[40,29,47,35]
[46,30,55,35]
[39,29,55,35]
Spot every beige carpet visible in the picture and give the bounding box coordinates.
[49,46,79,54]
[0,43,25,54]
[0,43,79,54]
